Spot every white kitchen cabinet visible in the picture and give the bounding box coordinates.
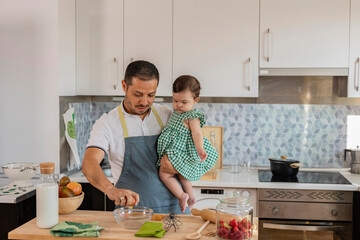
[348,0,360,97]
[259,0,350,74]
[76,0,172,96]
[173,0,259,97]
[124,0,172,96]
[76,0,124,95]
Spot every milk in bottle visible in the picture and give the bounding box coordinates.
[36,162,58,228]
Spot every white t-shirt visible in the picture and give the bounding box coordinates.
[86,102,172,181]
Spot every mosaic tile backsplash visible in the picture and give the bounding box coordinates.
[69,102,360,170]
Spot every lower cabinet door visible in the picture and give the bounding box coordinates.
[106,195,115,211]
[78,183,105,211]
[0,195,36,240]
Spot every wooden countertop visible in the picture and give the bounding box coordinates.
[8,210,217,240]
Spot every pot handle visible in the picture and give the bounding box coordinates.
[344,149,352,162]
[290,163,301,168]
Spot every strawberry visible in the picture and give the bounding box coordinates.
[241,218,249,229]
[229,219,238,228]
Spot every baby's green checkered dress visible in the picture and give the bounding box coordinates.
[157,109,218,181]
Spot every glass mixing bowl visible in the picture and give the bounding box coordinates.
[113,206,153,230]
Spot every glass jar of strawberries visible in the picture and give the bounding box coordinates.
[216,191,253,240]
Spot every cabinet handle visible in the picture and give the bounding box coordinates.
[247,57,252,91]
[356,57,360,91]
[263,223,345,232]
[113,57,119,90]
[266,28,272,62]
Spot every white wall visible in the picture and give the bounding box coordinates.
[0,0,60,171]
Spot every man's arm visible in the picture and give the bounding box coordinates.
[82,148,139,206]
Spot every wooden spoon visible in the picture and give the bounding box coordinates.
[185,220,210,240]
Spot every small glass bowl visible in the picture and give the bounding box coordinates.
[2,162,39,187]
[113,206,153,230]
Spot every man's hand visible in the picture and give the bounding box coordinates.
[160,154,178,174]
[105,185,139,206]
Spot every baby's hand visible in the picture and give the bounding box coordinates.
[197,148,208,162]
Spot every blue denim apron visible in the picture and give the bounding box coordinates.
[114,105,189,214]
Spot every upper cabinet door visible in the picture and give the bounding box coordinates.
[76,0,124,95]
[124,0,172,96]
[348,0,360,97]
[173,0,259,97]
[260,0,350,69]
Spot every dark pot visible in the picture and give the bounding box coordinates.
[269,157,300,177]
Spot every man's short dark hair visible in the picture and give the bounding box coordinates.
[124,60,159,86]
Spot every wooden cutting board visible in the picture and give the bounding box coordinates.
[201,126,223,180]
[8,210,216,240]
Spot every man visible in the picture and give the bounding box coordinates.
[82,60,188,214]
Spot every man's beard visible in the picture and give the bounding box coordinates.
[123,96,149,116]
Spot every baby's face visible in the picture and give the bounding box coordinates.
[172,89,199,114]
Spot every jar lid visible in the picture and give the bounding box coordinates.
[219,191,251,207]
[40,162,55,174]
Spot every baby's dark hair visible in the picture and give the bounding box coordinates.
[173,75,201,98]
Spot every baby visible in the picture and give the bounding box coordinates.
[157,75,218,213]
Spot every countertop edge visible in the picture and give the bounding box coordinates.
[3,168,360,204]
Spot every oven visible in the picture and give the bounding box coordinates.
[258,189,353,240]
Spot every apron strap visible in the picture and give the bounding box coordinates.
[151,106,164,130]
[118,104,164,138]
[118,106,129,138]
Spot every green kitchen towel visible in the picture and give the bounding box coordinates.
[50,221,104,237]
[135,221,166,238]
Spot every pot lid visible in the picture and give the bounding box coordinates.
[269,156,299,163]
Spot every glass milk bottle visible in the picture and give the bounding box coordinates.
[36,162,58,228]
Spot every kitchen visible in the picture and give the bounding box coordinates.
[2,0,360,239]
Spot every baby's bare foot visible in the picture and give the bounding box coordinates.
[187,196,196,210]
[179,193,189,213]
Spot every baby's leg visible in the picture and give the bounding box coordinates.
[178,175,196,210]
[159,167,189,213]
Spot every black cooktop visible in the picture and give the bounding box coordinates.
[258,170,351,184]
